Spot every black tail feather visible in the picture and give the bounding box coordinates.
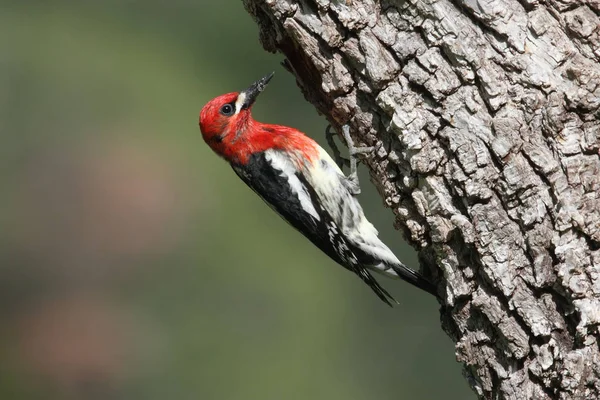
[356,268,398,307]
[391,264,438,297]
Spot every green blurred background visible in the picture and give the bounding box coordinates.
[0,1,472,399]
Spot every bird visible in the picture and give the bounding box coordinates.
[198,72,436,305]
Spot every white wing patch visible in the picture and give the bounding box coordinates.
[264,150,321,221]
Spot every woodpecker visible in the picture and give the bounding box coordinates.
[199,73,436,305]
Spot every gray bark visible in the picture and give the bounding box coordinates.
[242,0,600,398]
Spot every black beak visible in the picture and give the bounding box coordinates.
[240,72,274,110]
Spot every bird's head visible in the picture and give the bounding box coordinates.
[199,72,274,155]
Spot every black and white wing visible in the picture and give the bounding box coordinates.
[307,146,438,297]
[231,149,396,305]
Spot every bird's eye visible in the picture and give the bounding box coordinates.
[220,103,234,116]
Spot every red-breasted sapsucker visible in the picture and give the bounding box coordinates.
[199,73,436,305]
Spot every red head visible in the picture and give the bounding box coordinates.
[199,73,317,165]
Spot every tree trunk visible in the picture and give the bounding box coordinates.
[242,0,600,398]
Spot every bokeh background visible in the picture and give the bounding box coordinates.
[0,1,473,399]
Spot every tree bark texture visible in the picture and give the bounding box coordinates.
[242,0,600,398]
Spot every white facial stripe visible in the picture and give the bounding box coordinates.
[234,92,246,114]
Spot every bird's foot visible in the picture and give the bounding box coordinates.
[326,124,376,195]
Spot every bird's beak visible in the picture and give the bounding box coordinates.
[239,72,274,110]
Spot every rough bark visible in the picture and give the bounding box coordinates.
[242,0,600,398]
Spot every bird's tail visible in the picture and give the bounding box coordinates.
[356,268,398,307]
[357,262,437,306]
[388,262,437,297]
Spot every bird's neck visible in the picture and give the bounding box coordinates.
[220,120,319,165]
